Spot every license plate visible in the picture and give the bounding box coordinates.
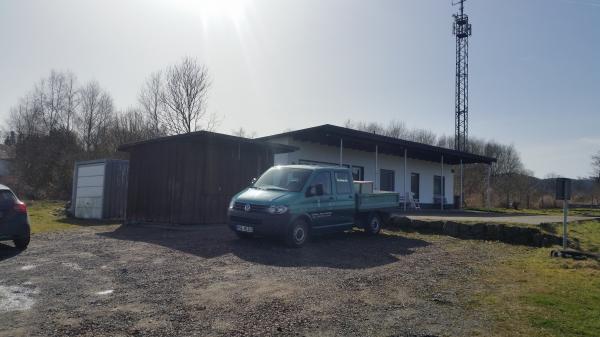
[235,225,254,233]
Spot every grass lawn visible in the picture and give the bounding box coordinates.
[26,200,120,234]
[477,220,600,337]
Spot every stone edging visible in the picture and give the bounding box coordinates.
[385,216,562,247]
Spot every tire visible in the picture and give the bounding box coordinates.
[285,219,309,248]
[13,236,30,250]
[235,231,253,240]
[364,213,382,235]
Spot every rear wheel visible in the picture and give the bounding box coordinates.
[13,236,30,250]
[364,213,382,235]
[285,219,309,248]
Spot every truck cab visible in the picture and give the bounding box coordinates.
[227,165,399,247]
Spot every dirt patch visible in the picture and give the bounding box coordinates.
[0,224,509,336]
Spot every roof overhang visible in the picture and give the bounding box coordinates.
[118,131,298,154]
[260,124,496,165]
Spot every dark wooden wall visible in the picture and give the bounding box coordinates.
[102,160,129,219]
[125,134,274,225]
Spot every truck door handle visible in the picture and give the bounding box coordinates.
[349,196,353,199]
[328,197,335,201]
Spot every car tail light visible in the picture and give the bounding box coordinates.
[14,201,27,214]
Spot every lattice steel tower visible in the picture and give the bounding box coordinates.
[453,0,472,152]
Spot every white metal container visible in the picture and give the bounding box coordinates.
[71,159,128,220]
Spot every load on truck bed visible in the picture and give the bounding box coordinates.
[227,165,401,247]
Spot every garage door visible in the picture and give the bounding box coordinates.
[74,163,105,219]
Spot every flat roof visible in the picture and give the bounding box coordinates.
[119,130,297,154]
[272,164,350,171]
[260,124,496,165]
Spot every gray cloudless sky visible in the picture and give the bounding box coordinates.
[1,0,599,178]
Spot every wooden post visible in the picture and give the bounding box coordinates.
[486,164,492,209]
[375,145,379,190]
[339,138,343,167]
[403,149,407,211]
[460,159,464,210]
[441,155,444,211]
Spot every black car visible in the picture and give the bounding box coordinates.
[0,185,30,250]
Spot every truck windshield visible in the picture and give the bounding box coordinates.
[253,167,312,192]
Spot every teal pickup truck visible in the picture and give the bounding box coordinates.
[228,165,400,247]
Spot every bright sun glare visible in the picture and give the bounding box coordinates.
[176,0,251,24]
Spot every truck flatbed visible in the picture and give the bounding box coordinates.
[356,192,400,211]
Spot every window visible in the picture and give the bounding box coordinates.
[311,172,332,195]
[411,173,420,200]
[334,171,352,194]
[0,190,16,204]
[380,169,395,192]
[434,175,446,196]
[351,166,364,181]
[253,167,312,192]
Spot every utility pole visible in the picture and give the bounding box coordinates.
[453,0,472,152]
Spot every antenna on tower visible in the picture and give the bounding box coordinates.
[452,0,472,152]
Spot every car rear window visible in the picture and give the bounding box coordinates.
[0,190,16,203]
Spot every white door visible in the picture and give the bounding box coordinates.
[74,163,105,219]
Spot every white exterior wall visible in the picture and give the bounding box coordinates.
[271,136,455,206]
[74,163,105,219]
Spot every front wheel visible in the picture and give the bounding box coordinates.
[285,219,309,248]
[13,236,30,250]
[364,213,382,235]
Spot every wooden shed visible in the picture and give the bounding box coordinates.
[118,131,296,225]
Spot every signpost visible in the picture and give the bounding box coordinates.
[555,178,572,250]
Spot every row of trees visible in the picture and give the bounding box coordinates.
[344,119,600,208]
[4,58,217,199]
[4,63,599,206]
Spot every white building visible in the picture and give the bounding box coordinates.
[261,124,495,209]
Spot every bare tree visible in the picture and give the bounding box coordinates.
[408,128,437,145]
[8,95,41,136]
[384,120,409,139]
[106,107,157,151]
[62,72,79,131]
[77,81,113,152]
[8,70,79,136]
[138,71,163,134]
[160,58,213,134]
[344,119,439,146]
[231,127,257,139]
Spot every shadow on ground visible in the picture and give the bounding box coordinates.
[100,224,429,269]
[0,242,22,261]
[57,217,120,227]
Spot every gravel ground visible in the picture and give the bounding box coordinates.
[0,224,505,337]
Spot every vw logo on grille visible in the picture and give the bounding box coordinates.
[244,204,251,212]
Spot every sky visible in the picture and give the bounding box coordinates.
[0,0,599,178]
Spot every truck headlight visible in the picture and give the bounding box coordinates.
[267,205,288,214]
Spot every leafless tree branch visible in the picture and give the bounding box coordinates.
[159,57,212,134]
